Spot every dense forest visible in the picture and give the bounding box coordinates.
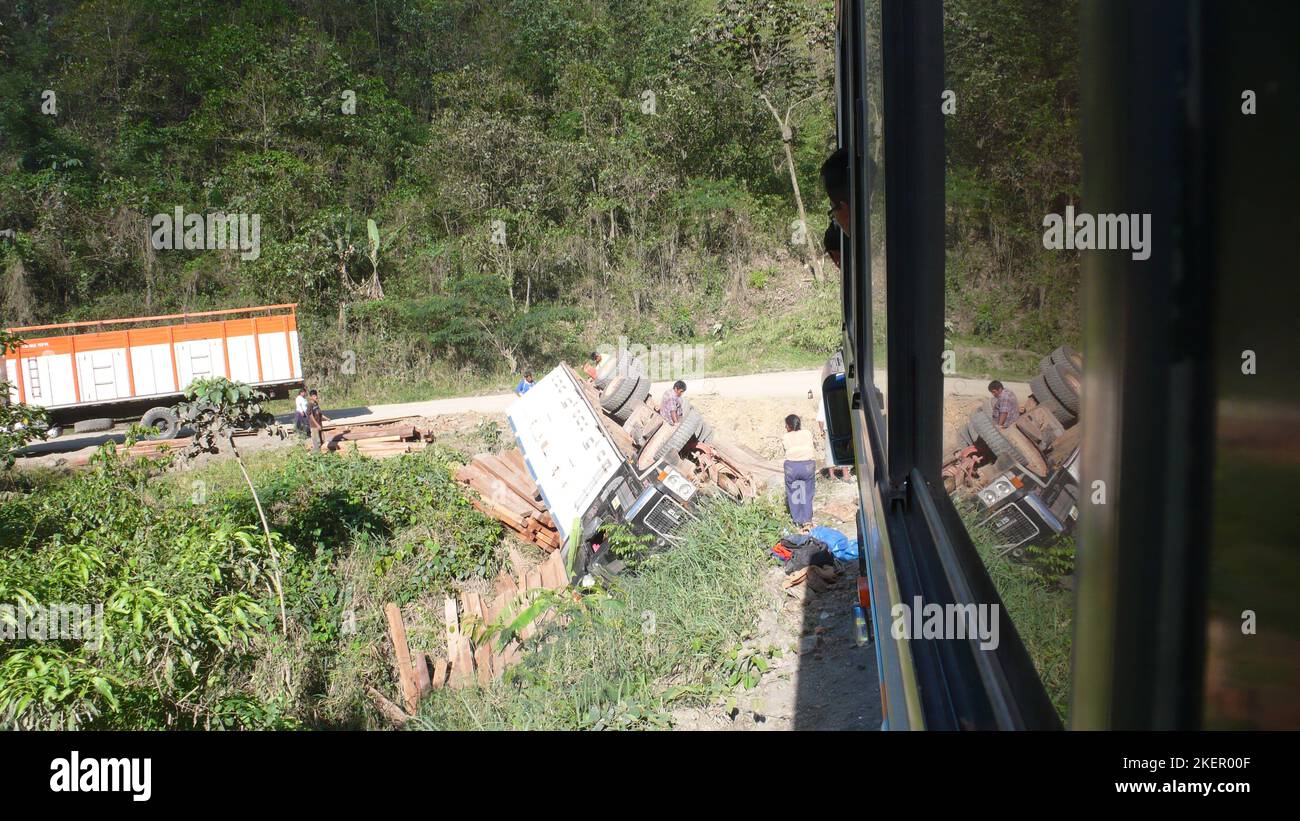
[1,0,1080,399]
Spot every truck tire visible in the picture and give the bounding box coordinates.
[600,375,636,412]
[1041,361,1080,415]
[1030,374,1076,426]
[958,423,976,448]
[1048,345,1083,373]
[697,421,715,444]
[970,409,1048,477]
[74,417,114,434]
[610,374,649,422]
[593,357,619,390]
[141,407,180,440]
[637,422,676,471]
[638,409,702,470]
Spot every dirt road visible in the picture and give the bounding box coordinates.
[16,368,1028,461]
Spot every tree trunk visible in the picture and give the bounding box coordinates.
[782,136,822,283]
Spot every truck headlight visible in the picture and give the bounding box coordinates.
[979,475,1018,508]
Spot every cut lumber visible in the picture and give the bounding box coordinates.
[384,603,420,714]
[474,454,545,511]
[431,658,449,690]
[445,598,472,690]
[473,644,493,687]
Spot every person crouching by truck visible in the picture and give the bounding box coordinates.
[988,380,1020,428]
[660,380,686,425]
[782,414,817,531]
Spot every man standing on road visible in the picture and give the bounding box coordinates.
[515,371,535,395]
[307,389,331,453]
[660,380,686,425]
[988,380,1020,429]
[294,388,309,438]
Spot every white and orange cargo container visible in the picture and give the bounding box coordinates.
[3,304,304,438]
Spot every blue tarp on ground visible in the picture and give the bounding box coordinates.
[808,525,857,562]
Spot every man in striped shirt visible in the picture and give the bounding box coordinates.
[988,380,1020,428]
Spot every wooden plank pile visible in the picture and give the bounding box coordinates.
[453,449,561,551]
[316,416,429,458]
[377,548,571,722]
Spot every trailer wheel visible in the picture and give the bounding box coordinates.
[970,409,1048,477]
[74,417,114,434]
[600,375,636,412]
[697,421,715,444]
[1030,374,1076,426]
[637,409,702,470]
[1041,361,1080,415]
[141,407,180,440]
[593,356,619,390]
[1047,345,1083,373]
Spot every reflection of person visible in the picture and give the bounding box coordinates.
[307,389,331,453]
[660,380,686,425]
[820,147,850,237]
[823,222,843,269]
[988,380,1020,428]
[782,414,817,529]
[816,398,851,480]
[515,371,534,395]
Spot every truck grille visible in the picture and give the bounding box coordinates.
[980,502,1039,548]
[644,496,691,541]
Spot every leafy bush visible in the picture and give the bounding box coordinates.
[0,443,501,729]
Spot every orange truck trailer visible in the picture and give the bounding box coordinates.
[3,304,304,439]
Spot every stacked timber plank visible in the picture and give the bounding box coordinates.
[454,449,561,551]
[378,548,571,722]
[315,416,429,458]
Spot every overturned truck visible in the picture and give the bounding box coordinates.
[502,361,776,582]
[942,345,1084,556]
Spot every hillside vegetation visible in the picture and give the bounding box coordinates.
[2,0,1080,400]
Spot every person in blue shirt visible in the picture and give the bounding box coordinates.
[515,371,535,395]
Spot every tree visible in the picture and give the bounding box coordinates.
[691,0,834,281]
[0,330,51,470]
[176,377,288,635]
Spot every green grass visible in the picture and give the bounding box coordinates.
[410,497,786,730]
[966,515,1074,722]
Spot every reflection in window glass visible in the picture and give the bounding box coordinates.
[939,0,1082,722]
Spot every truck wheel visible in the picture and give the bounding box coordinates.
[609,374,648,421]
[600,375,636,412]
[74,417,114,434]
[638,409,702,470]
[1047,345,1083,373]
[1041,361,1080,415]
[141,407,180,440]
[697,421,715,444]
[1030,374,1076,426]
[593,357,619,390]
[657,409,703,460]
[637,423,677,471]
[970,409,1047,477]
